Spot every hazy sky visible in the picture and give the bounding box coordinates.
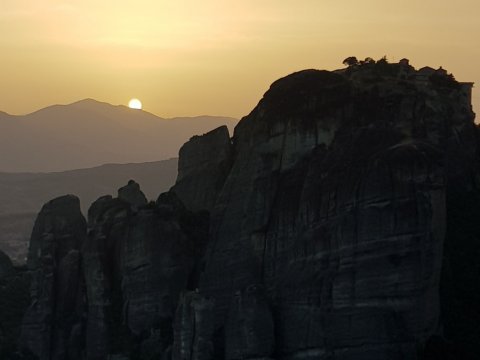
[1,0,478,118]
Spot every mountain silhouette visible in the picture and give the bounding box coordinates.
[0,99,237,172]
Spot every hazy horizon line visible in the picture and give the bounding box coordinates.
[0,97,240,120]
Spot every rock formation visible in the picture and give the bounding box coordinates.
[0,251,30,359]
[225,285,274,360]
[75,183,208,359]
[118,179,148,209]
[21,195,86,360]
[172,291,215,360]
[7,60,480,359]
[171,125,233,212]
[196,64,478,359]
[0,250,14,280]
[82,195,130,359]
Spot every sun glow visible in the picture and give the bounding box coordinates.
[128,98,142,110]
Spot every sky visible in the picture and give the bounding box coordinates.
[1,0,479,119]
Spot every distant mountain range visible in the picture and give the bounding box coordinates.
[0,158,178,264]
[0,99,237,172]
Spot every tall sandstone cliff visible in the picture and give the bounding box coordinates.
[8,62,480,359]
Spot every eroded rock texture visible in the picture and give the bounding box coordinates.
[225,285,274,360]
[82,184,209,359]
[118,179,148,209]
[198,67,478,359]
[21,195,86,360]
[172,291,215,360]
[8,62,480,360]
[0,250,14,280]
[83,195,130,359]
[171,125,233,212]
[0,251,30,358]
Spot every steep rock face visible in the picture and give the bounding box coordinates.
[82,183,209,359]
[0,252,30,358]
[118,179,148,209]
[20,195,86,360]
[6,63,479,360]
[83,195,130,360]
[225,285,274,360]
[15,181,210,359]
[171,126,233,212]
[172,291,215,360]
[0,250,14,280]
[121,199,194,342]
[198,68,477,358]
[439,154,480,358]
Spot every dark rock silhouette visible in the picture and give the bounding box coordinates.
[81,182,209,359]
[225,285,274,360]
[6,61,480,359]
[197,64,477,359]
[118,179,148,209]
[171,125,233,212]
[20,195,86,360]
[0,250,14,280]
[172,291,215,360]
[82,194,130,360]
[0,158,178,265]
[0,252,30,359]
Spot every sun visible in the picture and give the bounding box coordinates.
[128,98,142,110]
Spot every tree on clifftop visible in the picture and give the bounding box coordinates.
[343,56,358,67]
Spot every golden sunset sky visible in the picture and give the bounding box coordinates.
[1,0,478,118]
